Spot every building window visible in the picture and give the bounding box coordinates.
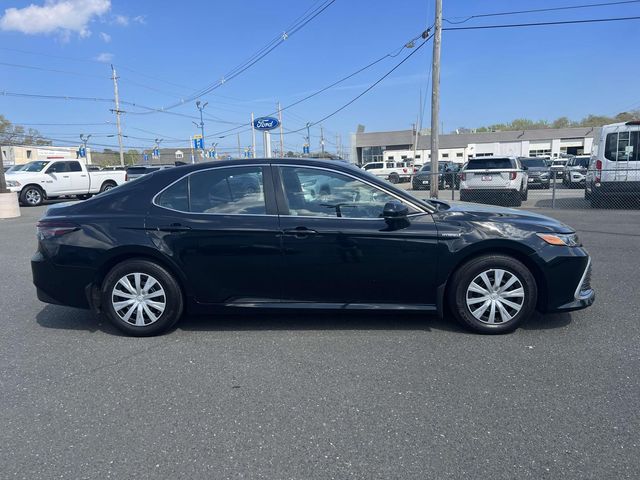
[415,155,421,159]
[474,153,493,157]
[175,150,184,159]
[529,149,551,157]
[442,153,449,158]
[387,156,394,160]
[456,152,463,158]
[401,155,407,160]
[26,150,32,159]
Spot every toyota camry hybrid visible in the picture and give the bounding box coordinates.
[31,159,594,336]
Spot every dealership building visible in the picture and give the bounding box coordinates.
[1,145,92,166]
[350,126,599,165]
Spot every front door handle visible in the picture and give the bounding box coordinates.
[283,227,318,238]
[157,223,192,232]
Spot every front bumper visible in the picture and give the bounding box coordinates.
[527,176,550,187]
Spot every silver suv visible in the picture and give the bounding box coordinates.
[459,157,528,206]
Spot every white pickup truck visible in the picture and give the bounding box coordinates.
[5,159,126,206]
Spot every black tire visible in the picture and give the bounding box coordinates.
[460,190,469,202]
[77,194,93,200]
[511,192,522,207]
[101,259,184,336]
[447,254,538,334]
[100,181,117,193]
[19,185,45,207]
[388,173,399,184]
[521,186,528,201]
[584,188,591,200]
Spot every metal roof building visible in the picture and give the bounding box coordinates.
[350,126,600,164]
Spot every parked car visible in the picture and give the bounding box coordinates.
[586,121,640,207]
[361,161,412,184]
[3,164,26,174]
[32,158,593,337]
[459,157,528,206]
[411,162,459,190]
[520,157,550,189]
[563,155,590,188]
[5,159,126,206]
[126,164,176,182]
[550,159,568,179]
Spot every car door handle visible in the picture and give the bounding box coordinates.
[62,175,70,178]
[157,223,192,232]
[283,227,318,238]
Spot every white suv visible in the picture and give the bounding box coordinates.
[459,157,528,207]
[361,161,412,184]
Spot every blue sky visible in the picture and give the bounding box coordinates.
[1,0,640,154]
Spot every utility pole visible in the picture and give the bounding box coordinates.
[277,102,284,158]
[429,0,442,198]
[194,101,208,161]
[250,112,257,158]
[237,133,242,158]
[79,133,91,163]
[320,126,325,157]
[110,64,125,167]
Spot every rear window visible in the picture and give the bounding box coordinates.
[604,131,639,162]
[466,158,514,170]
[127,167,149,174]
[574,157,590,167]
[521,158,546,168]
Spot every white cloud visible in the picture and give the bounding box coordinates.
[133,15,146,24]
[94,52,113,62]
[0,0,111,38]
[113,14,128,26]
[99,31,110,42]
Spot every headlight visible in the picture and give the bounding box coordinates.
[6,180,21,187]
[539,174,549,179]
[536,232,581,247]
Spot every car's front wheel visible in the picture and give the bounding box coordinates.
[448,254,538,334]
[101,259,184,336]
[19,185,45,207]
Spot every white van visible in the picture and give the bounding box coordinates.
[585,121,640,207]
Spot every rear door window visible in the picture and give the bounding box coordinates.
[604,131,639,162]
[189,167,266,215]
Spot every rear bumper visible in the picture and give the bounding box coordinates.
[590,181,640,196]
[31,251,93,309]
[460,188,520,195]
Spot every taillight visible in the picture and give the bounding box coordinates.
[460,173,466,181]
[36,220,80,239]
[125,172,129,181]
[509,172,517,180]
[595,160,602,183]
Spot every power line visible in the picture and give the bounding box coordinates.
[137,0,337,114]
[206,27,433,139]
[0,61,108,79]
[443,0,640,24]
[283,36,432,135]
[443,15,640,31]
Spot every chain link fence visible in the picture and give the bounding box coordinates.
[406,167,640,210]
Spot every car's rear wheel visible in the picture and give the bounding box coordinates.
[510,192,522,207]
[388,173,399,184]
[448,254,537,334]
[100,181,117,193]
[521,186,528,201]
[101,259,184,336]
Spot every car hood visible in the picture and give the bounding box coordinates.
[432,201,574,234]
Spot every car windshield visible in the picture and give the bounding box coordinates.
[419,165,431,172]
[466,158,513,170]
[521,158,547,168]
[21,161,50,172]
[574,158,590,167]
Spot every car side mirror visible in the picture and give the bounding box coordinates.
[382,201,409,219]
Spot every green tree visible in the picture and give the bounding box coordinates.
[0,114,50,193]
[124,149,139,165]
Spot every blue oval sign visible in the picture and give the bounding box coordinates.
[253,116,280,131]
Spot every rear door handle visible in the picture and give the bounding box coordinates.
[157,223,192,232]
[283,227,318,238]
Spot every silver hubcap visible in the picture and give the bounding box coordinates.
[104,184,114,191]
[466,269,525,324]
[111,273,166,327]
[25,189,41,204]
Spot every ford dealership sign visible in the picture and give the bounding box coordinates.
[253,116,280,131]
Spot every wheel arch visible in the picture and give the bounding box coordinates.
[439,242,548,315]
[93,247,192,302]
[21,183,47,198]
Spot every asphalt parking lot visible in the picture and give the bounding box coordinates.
[1,202,639,479]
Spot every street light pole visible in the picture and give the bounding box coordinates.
[306,122,311,156]
[196,101,208,161]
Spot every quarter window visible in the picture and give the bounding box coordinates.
[156,178,189,212]
[68,161,82,172]
[279,166,417,219]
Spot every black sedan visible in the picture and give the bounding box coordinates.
[32,158,594,336]
[520,157,551,189]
